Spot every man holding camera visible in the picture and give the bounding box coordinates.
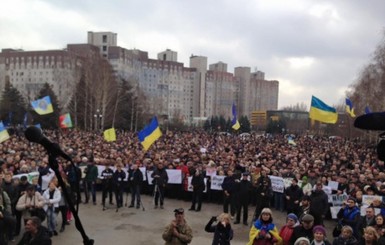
[162,208,192,245]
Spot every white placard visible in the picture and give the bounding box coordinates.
[269,175,284,193]
[362,195,383,207]
[328,180,339,190]
[329,194,348,206]
[330,206,341,219]
[206,167,217,177]
[210,175,226,190]
[283,178,293,188]
[13,171,40,184]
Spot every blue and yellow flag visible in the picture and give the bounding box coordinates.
[365,106,371,114]
[345,98,356,118]
[103,128,116,142]
[231,103,240,130]
[288,136,296,146]
[0,121,10,143]
[31,96,54,115]
[309,96,338,124]
[138,117,162,151]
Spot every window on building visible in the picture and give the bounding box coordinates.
[102,46,107,51]
[102,35,107,43]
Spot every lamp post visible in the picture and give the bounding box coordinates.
[94,109,103,132]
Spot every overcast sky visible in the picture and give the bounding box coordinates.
[1,0,384,109]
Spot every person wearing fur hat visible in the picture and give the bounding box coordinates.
[337,197,360,237]
[310,225,331,245]
[280,213,299,245]
[295,237,310,245]
[247,208,282,245]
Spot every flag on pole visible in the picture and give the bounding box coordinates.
[309,96,338,124]
[23,113,28,128]
[345,98,356,118]
[103,128,116,142]
[288,136,296,146]
[0,121,10,143]
[365,106,371,114]
[31,96,54,115]
[59,113,73,128]
[138,117,162,151]
[231,103,240,130]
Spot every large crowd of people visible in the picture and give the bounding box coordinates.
[0,128,385,244]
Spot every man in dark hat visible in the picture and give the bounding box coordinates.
[234,172,252,225]
[162,208,193,245]
[290,214,315,245]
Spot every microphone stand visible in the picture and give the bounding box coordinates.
[47,147,94,245]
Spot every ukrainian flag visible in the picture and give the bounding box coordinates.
[231,103,240,130]
[59,113,73,128]
[345,98,356,118]
[138,117,162,151]
[0,121,10,143]
[31,96,54,115]
[104,128,116,142]
[309,96,338,124]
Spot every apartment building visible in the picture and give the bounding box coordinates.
[0,48,79,108]
[0,31,279,125]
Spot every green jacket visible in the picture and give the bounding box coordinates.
[162,221,192,245]
[85,164,98,182]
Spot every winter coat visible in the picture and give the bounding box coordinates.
[42,188,61,211]
[162,220,192,245]
[247,219,282,245]
[205,217,233,245]
[17,226,51,245]
[16,192,45,219]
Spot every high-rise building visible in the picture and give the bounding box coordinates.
[0,31,279,126]
[0,48,80,108]
[87,31,117,58]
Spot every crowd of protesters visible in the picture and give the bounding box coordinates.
[0,128,385,244]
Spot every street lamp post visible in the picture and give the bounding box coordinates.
[94,109,103,132]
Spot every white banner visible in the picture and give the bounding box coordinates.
[13,171,40,184]
[205,167,217,177]
[146,169,182,185]
[269,175,284,193]
[187,176,207,193]
[210,175,225,190]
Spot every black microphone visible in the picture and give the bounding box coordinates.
[25,126,71,161]
[354,112,385,130]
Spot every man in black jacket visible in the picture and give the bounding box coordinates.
[151,162,168,209]
[101,163,114,207]
[309,182,329,226]
[128,163,143,209]
[289,214,315,245]
[189,169,205,212]
[285,178,303,216]
[113,164,126,208]
[18,216,51,245]
[234,172,252,225]
[221,170,236,218]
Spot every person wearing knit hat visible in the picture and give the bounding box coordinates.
[301,176,312,196]
[279,213,299,245]
[294,237,310,245]
[247,207,282,245]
